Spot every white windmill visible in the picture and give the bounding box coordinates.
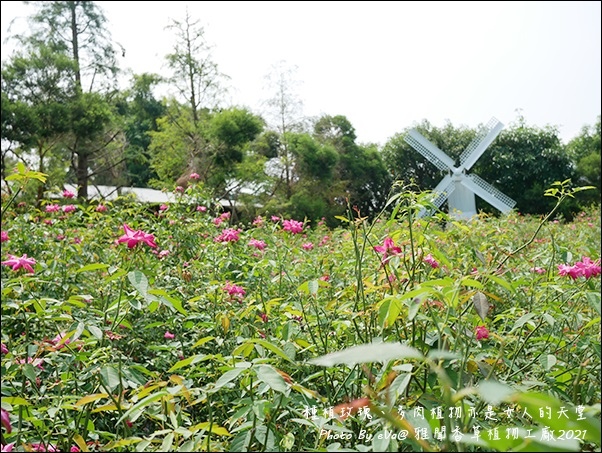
[405,117,516,220]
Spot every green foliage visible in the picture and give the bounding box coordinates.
[70,92,115,139]
[116,73,166,187]
[479,116,575,217]
[148,104,264,192]
[23,0,120,92]
[314,115,393,219]
[208,108,264,169]
[1,42,76,199]
[288,132,339,181]
[1,181,600,452]
[287,188,331,222]
[339,142,393,218]
[148,102,197,185]
[253,131,281,159]
[4,0,123,200]
[209,109,264,150]
[566,116,601,205]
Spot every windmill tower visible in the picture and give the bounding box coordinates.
[405,117,516,219]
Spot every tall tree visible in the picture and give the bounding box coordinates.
[480,116,575,216]
[18,0,121,199]
[313,114,392,220]
[117,73,166,187]
[1,44,74,201]
[148,9,231,189]
[260,131,339,223]
[262,60,307,199]
[205,107,264,191]
[287,132,340,223]
[148,104,263,193]
[165,8,227,124]
[565,116,601,205]
[148,100,205,187]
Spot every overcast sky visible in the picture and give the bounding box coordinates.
[2,1,600,146]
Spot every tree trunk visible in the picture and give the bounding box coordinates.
[36,147,46,204]
[77,151,88,199]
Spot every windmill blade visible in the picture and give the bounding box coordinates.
[459,118,504,171]
[430,174,455,208]
[405,129,456,171]
[461,174,516,213]
[419,174,455,217]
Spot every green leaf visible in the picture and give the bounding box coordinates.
[100,366,121,392]
[129,364,158,378]
[23,363,38,382]
[135,440,151,452]
[148,288,187,314]
[232,342,255,358]
[71,322,86,341]
[1,396,31,406]
[179,440,196,452]
[191,336,215,349]
[484,273,516,293]
[116,390,169,424]
[6,163,47,183]
[509,392,602,445]
[543,313,555,326]
[539,354,557,371]
[212,368,245,391]
[190,422,231,436]
[582,316,601,331]
[308,279,319,296]
[406,296,422,321]
[72,434,90,452]
[33,299,46,315]
[477,380,515,405]
[229,432,252,452]
[372,430,390,452]
[462,277,484,289]
[128,270,156,302]
[160,432,174,452]
[390,372,412,399]
[105,268,128,282]
[246,338,295,363]
[586,291,601,315]
[168,355,206,372]
[160,295,187,316]
[427,350,460,361]
[66,296,88,308]
[473,249,486,265]
[298,279,319,296]
[255,365,288,393]
[511,313,537,332]
[421,277,455,288]
[379,296,402,329]
[75,263,110,274]
[88,325,103,340]
[309,342,423,367]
